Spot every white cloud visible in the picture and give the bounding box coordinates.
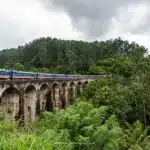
[0,0,150,51]
[102,3,150,51]
[0,0,83,49]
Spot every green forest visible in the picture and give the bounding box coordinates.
[1,37,150,149]
[0,37,147,74]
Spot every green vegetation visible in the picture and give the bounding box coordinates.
[1,37,150,149]
[0,37,147,74]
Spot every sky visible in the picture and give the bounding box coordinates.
[0,0,150,50]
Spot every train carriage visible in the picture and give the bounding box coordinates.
[13,70,37,79]
[38,73,53,79]
[0,69,11,79]
[38,73,66,79]
[52,74,67,79]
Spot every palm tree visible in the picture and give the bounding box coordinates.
[121,120,150,150]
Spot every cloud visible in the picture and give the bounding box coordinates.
[0,0,82,49]
[48,0,149,37]
[0,0,150,51]
[42,0,149,50]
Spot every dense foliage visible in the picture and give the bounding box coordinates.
[0,37,147,74]
[0,37,150,149]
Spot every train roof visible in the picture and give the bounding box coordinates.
[13,70,37,74]
[0,69,10,71]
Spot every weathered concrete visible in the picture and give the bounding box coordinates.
[0,78,95,123]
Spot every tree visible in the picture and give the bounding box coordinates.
[121,121,150,150]
[13,62,25,70]
[0,37,147,73]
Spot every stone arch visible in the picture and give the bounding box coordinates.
[40,84,49,91]
[24,83,37,92]
[51,82,59,88]
[70,82,75,87]
[52,82,60,108]
[83,81,89,89]
[0,87,21,122]
[69,82,76,105]
[77,81,82,95]
[61,82,68,108]
[0,85,19,98]
[24,85,37,122]
[39,84,53,112]
[85,81,89,84]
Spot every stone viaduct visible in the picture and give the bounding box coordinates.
[0,77,97,124]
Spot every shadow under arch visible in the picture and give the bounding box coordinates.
[69,82,76,105]
[24,85,37,122]
[39,84,53,112]
[77,81,82,95]
[0,87,21,121]
[61,82,68,108]
[83,81,89,89]
[52,82,59,101]
[52,82,59,89]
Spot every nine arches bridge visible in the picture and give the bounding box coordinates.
[0,73,100,125]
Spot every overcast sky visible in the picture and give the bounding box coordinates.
[0,0,150,50]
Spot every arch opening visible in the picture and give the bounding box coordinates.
[40,84,53,112]
[77,81,82,95]
[85,81,88,84]
[24,85,37,121]
[0,87,21,122]
[61,82,68,108]
[69,82,76,105]
[83,81,89,89]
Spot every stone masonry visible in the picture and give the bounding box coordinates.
[0,78,94,124]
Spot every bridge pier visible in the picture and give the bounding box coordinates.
[24,85,37,123]
[52,83,61,109]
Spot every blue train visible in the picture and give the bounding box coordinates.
[0,69,101,80]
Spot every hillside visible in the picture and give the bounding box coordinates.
[0,37,147,74]
[1,37,150,149]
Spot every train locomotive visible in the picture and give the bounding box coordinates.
[0,69,101,80]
